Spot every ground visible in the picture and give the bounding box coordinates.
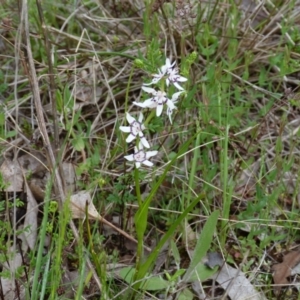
[1,0,300,299]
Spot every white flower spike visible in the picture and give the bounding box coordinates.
[134,86,179,118]
[124,143,158,169]
[120,112,150,148]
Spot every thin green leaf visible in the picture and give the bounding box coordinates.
[170,240,181,266]
[134,194,203,290]
[134,132,199,239]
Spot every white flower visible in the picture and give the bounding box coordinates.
[167,92,182,124]
[120,112,150,148]
[166,106,175,124]
[166,91,183,123]
[161,58,176,75]
[134,87,182,118]
[124,143,158,168]
[164,58,187,91]
[143,68,165,86]
[144,58,187,91]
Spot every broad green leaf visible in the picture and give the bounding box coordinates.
[119,266,135,282]
[119,267,169,291]
[6,131,17,138]
[169,269,186,281]
[188,263,218,282]
[178,288,194,300]
[64,84,74,110]
[55,89,63,113]
[142,276,169,291]
[72,136,85,151]
[183,210,219,281]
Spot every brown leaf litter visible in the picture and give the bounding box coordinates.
[272,250,300,294]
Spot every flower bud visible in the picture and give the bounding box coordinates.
[134,59,144,68]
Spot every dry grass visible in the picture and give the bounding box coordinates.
[2,0,300,299]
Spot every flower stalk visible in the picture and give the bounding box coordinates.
[119,57,187,293]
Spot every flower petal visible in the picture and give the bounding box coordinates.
[170,59,176,68]
[126,112,135,124]
[140,136,150,148]
[161,60,169,74]
[152,76,163,84]
[124,154,134,161]
[126,134,136,143]
[162,58,175,72]
[173,82,184,91]
[145,150,158,159]
[167,109,173,124]
[142,86,156,94]
[166,99,176,110]
[133,101,150,108]
[156,104,164,117]
[138,112,144,123]
[171,91,184,101]
[135,162,141,168]
[119,126,131,133]
[143,99,158,108]
[143,75,162,86]
[177,75,188,82]
[142,160,153,167]
[161,65,168,74]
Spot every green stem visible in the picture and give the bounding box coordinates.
[144,110,156,126]
[134,168,142,207]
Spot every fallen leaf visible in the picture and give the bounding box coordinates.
[153,241,169,273]
[28,162,75,201]
[291,261,300,275]
[0,159,23,192]
[70,190,102,219]
[70,191,151,251]
[75,85,102,102]
[212,263,267,300]
[62,162,76,193]
[61,269,89,298]
[205,252,223,269]
[29,175,50,201]
[18,182,38,251]
[182,221,197,245]
[191,281,206,300]
[272,250,300,294]
[18,152,47,176]
[1,249,25,300]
